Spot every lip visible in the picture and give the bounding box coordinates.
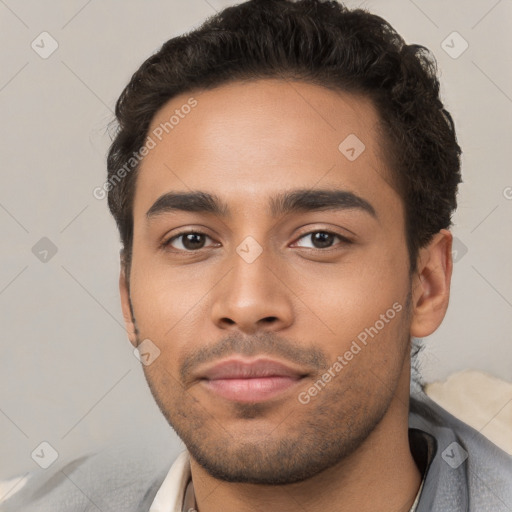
[198,357,308,403]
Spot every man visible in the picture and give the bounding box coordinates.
[5,0,511,511]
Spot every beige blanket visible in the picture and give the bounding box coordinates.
[425,369,512,455]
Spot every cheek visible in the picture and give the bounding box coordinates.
[298,254,405,334]
[296,267,409,378]
[128,253,209,340]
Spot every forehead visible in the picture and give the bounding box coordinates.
[134,79,400,220]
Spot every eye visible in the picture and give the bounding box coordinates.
[292,230,352,250]
[162,229,351,253]
[163,231,216,251]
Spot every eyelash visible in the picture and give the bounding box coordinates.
[161,229,353,253]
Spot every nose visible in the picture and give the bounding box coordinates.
[210,249,294,334]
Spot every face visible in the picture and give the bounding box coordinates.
[122,79,418,484]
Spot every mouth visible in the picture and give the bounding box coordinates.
[197,357,308,403]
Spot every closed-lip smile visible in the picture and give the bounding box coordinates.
[197,357,308,403]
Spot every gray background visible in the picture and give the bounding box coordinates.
[1,0,511,491]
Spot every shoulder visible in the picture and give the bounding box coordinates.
[410,390,512,511]
[1,441,177,512]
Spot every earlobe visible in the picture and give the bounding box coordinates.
[119,256,137,347]
[410,229,453,338]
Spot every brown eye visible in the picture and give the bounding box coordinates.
[294,231,351,250]
[311,232,335,249]
[165,232,213,251]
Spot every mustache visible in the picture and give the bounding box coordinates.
[179,331,328,383]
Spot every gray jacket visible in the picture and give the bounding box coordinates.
[2,391,512,511]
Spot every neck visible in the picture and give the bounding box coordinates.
[189,377,422,512]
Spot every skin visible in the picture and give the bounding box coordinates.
[119,79,453,512]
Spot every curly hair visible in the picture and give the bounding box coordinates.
[106,0,462,278]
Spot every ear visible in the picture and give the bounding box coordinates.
[119,251,137,347]
[410,229,453,338]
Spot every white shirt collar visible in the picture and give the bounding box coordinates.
[149,450,191,512]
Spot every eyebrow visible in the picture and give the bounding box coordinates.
[146,188,377,220]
